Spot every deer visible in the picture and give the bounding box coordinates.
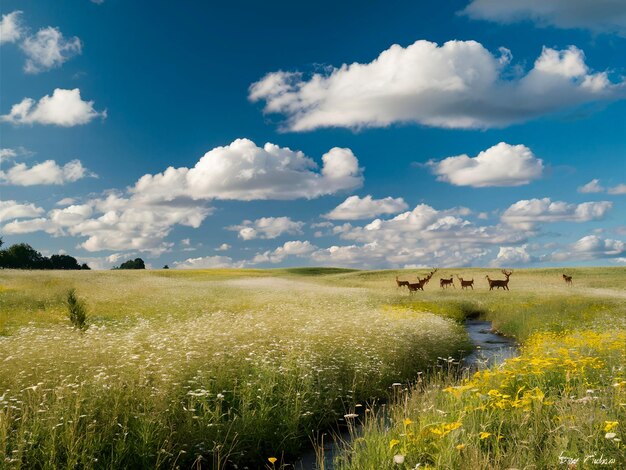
[456,275,474,290]
[562,274,573,286]
[407,269,437,293]
[485,270,513,291]
[440,275,455,289]
[395,276,410,289]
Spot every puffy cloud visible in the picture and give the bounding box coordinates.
[131,138,363,202]
[56,197,77,206]
[0,148,17,161]
[501,198,612,229]
[578,179,604,193]
[552,235,626,261]
[608,184,626,195]
[250,40,624,131]
[2,218,52,235]
[49,204,93,229]
[0,159,94,185]
[0,200,44,221]
[428,142,543,187]
[0,11,23,44]
[572,235,625,255]
[0,139,360,254]
[1,88,106,126]
[578,179,626,195]
[72,194,212,254]
[462,0,626,36]
[174,255,237,269]
[20,26,82,73]
[1,192,213,255]
[310,204,527,268]
[216,243,231,251]
[252,240,317,264]
[324,195,408,220]
[228,216,304,240]
[492,245,532,266]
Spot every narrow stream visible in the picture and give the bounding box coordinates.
[296,319,519,470]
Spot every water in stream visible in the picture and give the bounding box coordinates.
[296,319,518,470]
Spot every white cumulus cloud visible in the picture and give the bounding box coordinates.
[551,235,626,262]
[577,179,626,195]
[310,204,527,268]
[21,26,82,73]
[608,184,626,195]
[1,88,106,126]
[462,0,626,36]
[0,11,23,44]
[228,216,304,240]
[324,195,408,220]
[578,179,605,193]
[428,142,543,187]
[492,245,532,266]
[0,200,44,222]
[250,40,625,131]
[131,138,363,202]
[0,159,94,185]
[501,198,612,229]
[174,255,237,269]
[252,240,317,264]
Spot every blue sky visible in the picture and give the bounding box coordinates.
[1,0,625,269]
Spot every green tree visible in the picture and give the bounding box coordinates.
[118,258,146,270]
[0,243,47,269]
[49,254,82,270]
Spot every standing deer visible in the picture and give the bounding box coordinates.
[440,275,455,289]
[456,275,474,290]
[407,269,437,293]
[562,274,573,286]
[395,276,410,289]
[485,270,513,291]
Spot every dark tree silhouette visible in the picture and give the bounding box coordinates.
[49,254,82,270]
[117,258,146,270]
[0,243,47,269]
[0,242,89,270]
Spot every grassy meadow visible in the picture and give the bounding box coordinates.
[0,267,624,469]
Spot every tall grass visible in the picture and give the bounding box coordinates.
[0,271,469,468]
[65,289,88,330]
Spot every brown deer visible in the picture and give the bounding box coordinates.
[407,269,437,293]
[440,275,455,289]
[395,276,410,289]
[562,274,573,286]
[456,275,474,290]
[485,270,513,291]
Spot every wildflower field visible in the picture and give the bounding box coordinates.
[0,267,624,469]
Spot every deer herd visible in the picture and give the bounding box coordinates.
[395,269,574,293]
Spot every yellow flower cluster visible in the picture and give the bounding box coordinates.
[388,329,625,463]
[445,330,625,412]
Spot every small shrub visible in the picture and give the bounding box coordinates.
[66,288,88,330]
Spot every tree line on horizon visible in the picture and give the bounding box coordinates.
[0,238,146,270]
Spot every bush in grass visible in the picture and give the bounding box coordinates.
[66,288,88,330]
